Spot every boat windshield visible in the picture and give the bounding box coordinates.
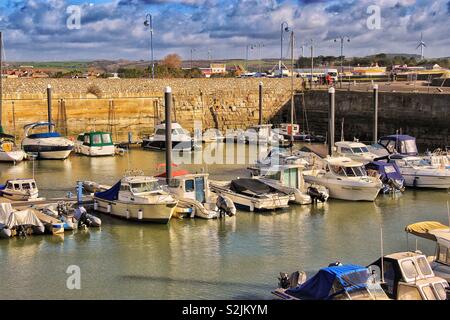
[351,147,369,154]
[130,181,161,193]
[433,282,448,300]
[330,165,367,177]
[401,140,418,154]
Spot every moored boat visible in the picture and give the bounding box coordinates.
[0,178,39,201]
[142,122,195,151]
[21,122,74,159]
[74,131,116,157]
[0,133,26,163]
[209,178,290,212]
[302,156,382,201]
[93,173,178,223]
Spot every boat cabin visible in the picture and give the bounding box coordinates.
[335,141,377,162]
[0,178,39,200]
[368,252,449,300]
[377,135,418,156]
[164,172,210,204]
[153,123,191,139]
[405,221,450,282]
[323,157,369,178]
[260,165,306,190]
[77,132,113,147]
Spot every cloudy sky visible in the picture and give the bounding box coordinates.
[0,0,449,61]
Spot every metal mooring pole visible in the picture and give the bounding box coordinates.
[328,87,335,156]
[165,86,172,184]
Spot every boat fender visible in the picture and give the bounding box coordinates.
[107,204,112,213]
[126,209,130,219]
[93,201,98,211]
[138,209,143,220]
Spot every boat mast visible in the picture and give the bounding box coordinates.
[290,30,295,148]
[0,31,3,133]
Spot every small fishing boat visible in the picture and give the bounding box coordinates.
[256,164,329,204]
[0,178,39,201]
[209,178,290,212]
[74,131,116,157]
[368,251,449,300]
[157,170,236,219]
[247,148,309,176]
[0,203,45,238]
[93,172,178,223]
[277,123,326,143]
[302,156,382,201]
[335,141,378,164]
[38,202,101,230]
[389,155,450,189]
[21,122,74,159]
[142,122,195,151]
[365,161,405,193]
[272,263,389,300]
[405,221,450,283]
[33,209,65,235]
[0,133,26,163]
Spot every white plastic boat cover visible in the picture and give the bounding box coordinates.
[0,203,44,229]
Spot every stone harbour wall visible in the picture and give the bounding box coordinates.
[1,78,301,141]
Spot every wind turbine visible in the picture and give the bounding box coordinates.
[416,33,426,60]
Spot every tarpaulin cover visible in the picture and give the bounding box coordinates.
[94,180,121,201]
[0,203,44,229]
[230,178,275,195]
[405,221,449,241]
[286,264,369,300]
[365,161,404,182]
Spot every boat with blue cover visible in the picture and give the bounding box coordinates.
[21,122,74,159]
[365,161,405,193]
[272,264,389,300]
[93,171,178,223]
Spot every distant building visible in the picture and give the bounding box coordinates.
[210,63,226,74]
[199,68,212,78]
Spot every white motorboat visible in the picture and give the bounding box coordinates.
[74,131,116,156]
[389,155,450,189]
[405,221,450,283]
[335,141,378,164]
[257,164,329,204]
[247,148,309,176]
[142,122,194,151]
[302,156,382,201]
[21,122,74,159]
[369,251,449,300]
[209,178,290,212]
[93,172,178,223]
[0,133,26,163]
[200,128,225,143]
[0,178,39,201]
[157,170,236,219]
[238,124,289,147]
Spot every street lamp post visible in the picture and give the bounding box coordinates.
[144,14,154,79]
[334,36,350,88]
[280,22,290,78]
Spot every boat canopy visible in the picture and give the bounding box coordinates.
[81,132,113,146]
[378,134,418,156]
[230,178,277,195]
[405,221,450,242]
[285,264,370,300]
[365,161,403,181]
[94,180,121,201]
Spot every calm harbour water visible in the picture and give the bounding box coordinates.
[0,145,449,300]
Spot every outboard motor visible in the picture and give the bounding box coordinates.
[387,178,405,192]
[0,225,12,239]
[216,195,236,218]
[307,186,327,203]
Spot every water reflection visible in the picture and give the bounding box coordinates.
[0,146,449,299]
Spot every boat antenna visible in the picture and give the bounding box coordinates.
[380,226,385,283]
